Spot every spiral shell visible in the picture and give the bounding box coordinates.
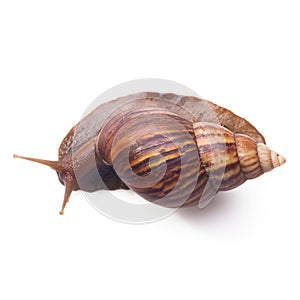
[97,101,285,208]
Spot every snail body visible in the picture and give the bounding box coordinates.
[14,92,285,214]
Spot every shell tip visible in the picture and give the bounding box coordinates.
[257,143,286,173]
[272,152,286,168]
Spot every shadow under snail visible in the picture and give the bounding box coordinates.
[14,92,286,214]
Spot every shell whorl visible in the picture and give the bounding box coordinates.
[256,143,286,172]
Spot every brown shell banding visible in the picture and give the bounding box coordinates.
[194,122,285,190]
[257,143,286,173]
[97,107,202,208]
[235,134,263,179]
[97,106,284,209]
[194,122,245,192]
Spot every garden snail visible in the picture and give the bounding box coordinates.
[14,92,285,214]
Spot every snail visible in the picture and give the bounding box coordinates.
[14,92,285,214]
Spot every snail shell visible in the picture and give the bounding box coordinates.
[14,92,285,214]
[97,106,285,208]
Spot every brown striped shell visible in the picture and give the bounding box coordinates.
[97,106,285,209]
[13,92,285,214]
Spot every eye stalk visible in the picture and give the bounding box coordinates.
[13,154,77,215]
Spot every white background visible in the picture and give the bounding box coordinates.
[0,1,299,299]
